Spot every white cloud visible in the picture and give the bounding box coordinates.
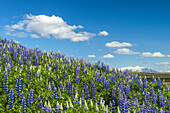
[105,41,132,48]
[102,54,115,58]
[167,55,170,57]
[114,48,139,54]
[5,31,27,37]
[141,52,165,57]
[88,55,96,58]
[156,62,170,69]
[30,34,40,38]
[5,14,96,42]
[119,66,145,72]
[98,31,109,36]
[156,62,170,66]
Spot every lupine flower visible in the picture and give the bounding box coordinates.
[84,100,89,111]
[69,98,74,108]
[158,78,161,90]
[143,76,148,88]
[8,88,14,109]
[84,85,89,100]
[92,83,97,99]
[73,91,79,104]
[38,100,43,108]
[55,101,61,113]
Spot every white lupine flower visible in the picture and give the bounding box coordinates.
[79,97,82,107]
[40,76,42,82]
[47,52,49,57]
[45,101,47,107]
[66,101,69,108]
[96,102,99,112]
[60,103,63,110]
[118,106,121,113]
[48,100,51,109]
[84,100,89,110]
[56,101,59,108]
[48,82,51,90]
[90,100,93,107]
[69,99,74,108]
[105,105,108,113]
[100,97,103,105]
[15,66,17,71]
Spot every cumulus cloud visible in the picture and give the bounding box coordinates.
[156,62,170,66]
[114,48,139,54]
[5,31,27,37]
[102,54,115,58]
[88,55,96,58]
[30,34,40,38]
[156,62,170,69]
[141,52,165,57]
[105,41,132,48]
[167,55,170,57]
[98,31,109,36]
[4,14,96,42]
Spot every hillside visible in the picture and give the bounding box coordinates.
[0,37,170,112]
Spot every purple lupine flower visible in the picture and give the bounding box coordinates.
[151,87,154,95]
[112,88,116,99]
[38,100,43,108]
[137,93,141,101]
[146,92,150,102]
[143,76,147,88]
[101,75,105,84]
[69,82,72,94]
[92,83,97,99]
[130,79,134,89]
[125,85,130,97]
[81,90,84,99]
[85,85,89,100]
[106,80,110,90]
[52,88,57,99]
[106,64,109,74]
[55,102,61,113]
[139,80,143,92]
[72,85,76,95]
[158,78,161,90]
[152,93,157,106]
[75,77,79,84]
[28,89,34,107]
[63,71,67,79]
[90,79,93,88]
[21,97,26,113]
[8,88,14,109]
[2,74,7,93]
[152,76,156,83]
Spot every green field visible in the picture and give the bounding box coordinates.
[135,72,170,85]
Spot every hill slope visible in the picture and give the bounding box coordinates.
[0,37,170,112]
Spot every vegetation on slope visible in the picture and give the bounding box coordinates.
[0,37,170,112]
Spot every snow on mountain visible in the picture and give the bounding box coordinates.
[118,66,158,73]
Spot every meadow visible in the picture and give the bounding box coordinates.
[0,37,170,113]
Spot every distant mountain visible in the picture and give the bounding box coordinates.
[119,66,158,73]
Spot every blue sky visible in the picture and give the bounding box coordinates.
[0,0,170,72]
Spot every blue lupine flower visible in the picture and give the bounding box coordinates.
[152,76,156,83]
[92,83,97,99]
[143,76,148,88]
[158,78,161,90]
[38,100,43,108]
[8,88,14,109]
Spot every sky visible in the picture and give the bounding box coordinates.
[0,0,170,72]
